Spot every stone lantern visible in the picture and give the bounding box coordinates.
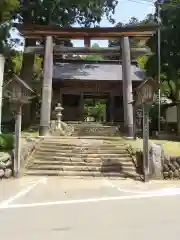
[54,103,64,129]
[3,74,35,177]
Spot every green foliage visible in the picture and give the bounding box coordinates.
[0,0,19,22]
[145,0,180,101]
[4,52,43,81]
[93,102,106,121]
[0,133,14,150]
[84,102,106,121]
[108,16,155,60]
[0,0,20,54]
[82,43,104,61]
[15,0,118,26]
[85,55,104,61]
[138,56,148,69]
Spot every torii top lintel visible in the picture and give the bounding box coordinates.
[15,23,159,40]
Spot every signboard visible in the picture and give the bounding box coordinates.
[133,77,159,106]
[133,77,159,182]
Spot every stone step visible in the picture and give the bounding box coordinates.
[71,134,119,137]
[38,145,127,152]
[42,136,123,141]
[27,159,134,167]
[39,143,127,148]
[25,169,137,178]
[39,145,127,150]
[36,148,128,154]
[27,164,135,172]
[33,152,131,159]
[30,156,132,162]
[71,133,119,136]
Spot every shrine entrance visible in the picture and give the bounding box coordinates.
[83,94,109,123]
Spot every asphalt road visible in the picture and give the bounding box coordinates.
[1,177,180,240]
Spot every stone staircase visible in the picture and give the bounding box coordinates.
[69,122,120,136]
[24,137,139,179]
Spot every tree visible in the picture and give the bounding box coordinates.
[82,43,104,61]
[0,0,19,54]
[108,15,156,60]
[15,0,117,26]
[145,1,180,100]
[144,0,180,134]
[145,1,180,99]
[14,0,118,82]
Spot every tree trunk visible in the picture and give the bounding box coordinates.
[20,39,36,127]
[176,82,180,135]
[0,54,5,133]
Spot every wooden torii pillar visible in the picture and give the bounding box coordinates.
[39,36,53,136]
[121,37,134,138]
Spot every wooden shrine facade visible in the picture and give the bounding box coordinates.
[53,80,141,122]
[52,62,144,122]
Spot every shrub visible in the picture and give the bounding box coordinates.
[0,133,14,150]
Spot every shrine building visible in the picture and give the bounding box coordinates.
[52,61,145,122]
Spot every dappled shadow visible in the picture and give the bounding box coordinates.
[53,63,145,81]
[100,157,141,180]
[27,139,142,180]
[53,63,99,81]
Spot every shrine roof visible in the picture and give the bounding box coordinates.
[53,63,146,81]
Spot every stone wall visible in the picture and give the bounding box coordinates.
[163,156,180,179]
[134,143,180,180]
[0,153,13,178]
[0,137,42,179]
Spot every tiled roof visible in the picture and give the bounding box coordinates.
[53,63,146,81]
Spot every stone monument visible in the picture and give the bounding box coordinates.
[149,143,164,179]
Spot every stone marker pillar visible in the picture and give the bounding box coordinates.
[0,54,5,133]
[121,37,134,137]
[39,36,53,136]
[149,143,163,179]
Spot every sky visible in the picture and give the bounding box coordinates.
[72,0,155,47]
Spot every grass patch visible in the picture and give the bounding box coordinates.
[0,133,14,150]
[21,130,39,138]
[21,125,39,138]
[124,138,180,157]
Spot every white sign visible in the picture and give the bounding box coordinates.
[141,84,153,102]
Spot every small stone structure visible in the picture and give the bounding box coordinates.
[0,152,13,178]
[135,142,180,180]
[0,137,42,179]
[149,143,164,179]
[163,156,180,179]
[55,103,64,130]
[50,103,74,136]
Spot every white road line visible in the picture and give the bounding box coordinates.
[1,189,180,210]
[0,177,47,208]
[104,179,180,195]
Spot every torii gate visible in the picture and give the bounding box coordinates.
[16,24,158,137]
